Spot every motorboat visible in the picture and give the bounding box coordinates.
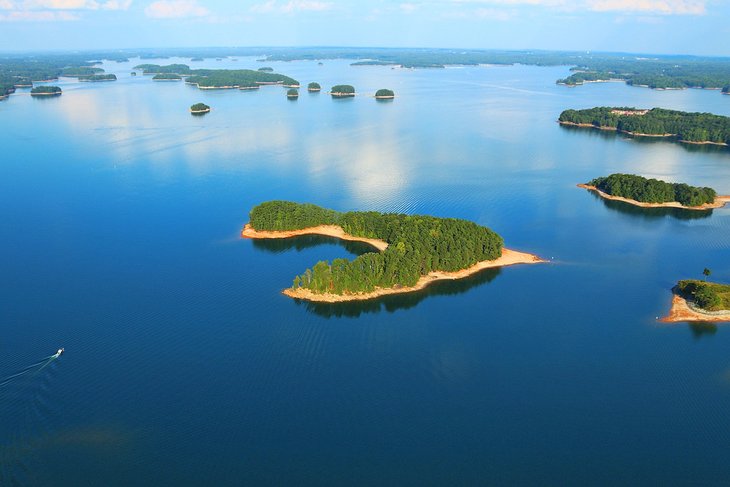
[56,348,64,357]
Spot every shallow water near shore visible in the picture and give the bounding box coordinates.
[2,57,730,485]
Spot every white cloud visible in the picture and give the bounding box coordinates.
[251,0,332,14]
[0,9,78,19]
[144,0,208,18]
[400,2,418,13]
[12,0,131,9]
[452,0,706,14]
[0,0,14,7]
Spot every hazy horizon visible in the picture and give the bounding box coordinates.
[0,0,727,57]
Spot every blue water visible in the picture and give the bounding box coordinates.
[1,56,730,486]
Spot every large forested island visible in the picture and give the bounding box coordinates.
[662,280,730,323]
[30,85,62,96]
[241,201,544,302]
[579,174,729,210]
[559,107,730,146]
[79,74,117,82]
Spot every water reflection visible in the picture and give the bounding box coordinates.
[296,268,502,318]
[251,234,378,255]
[588,191,713,221]
[688,322,718,339]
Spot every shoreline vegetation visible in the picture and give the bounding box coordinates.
[558,107,730,146]
[189,102,210,114]
[578,174,728,210]
[375,88,395,99]
[661,281,730,323]
[30,85,62,96]
[241,201,545,303]
[330,84,355,97]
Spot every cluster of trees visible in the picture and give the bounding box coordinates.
[559,107,730,144]
[62,66,104,77]
[152,74,182,80]
[287,88,299,98]
[249,201,504,295]
[307,82,321,91]
[375,88,394,98]
[589,174,716,207]
[134,63,191,75]
[79,74,117,82]
[185,69,298,88]
[331,84,355,96]
[677,280,730,311]
[190,102,210,113]
[30,86,62,95]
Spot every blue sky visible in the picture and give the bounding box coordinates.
[0,0,728,56]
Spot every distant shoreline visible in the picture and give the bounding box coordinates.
[578,184,730,210]
[241,223,545,303]
[558,121,729,146]
[660,293,730,323]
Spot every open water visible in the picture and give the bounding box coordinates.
[1,56,730,486]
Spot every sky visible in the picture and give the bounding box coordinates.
[0,0,728,56]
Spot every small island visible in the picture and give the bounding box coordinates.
[661,280,730,323]
[307,82,321,92]
[79,74,117,82]
[30,85,62,96]
[189,102,210,114]
[152,73,182,81]
[241,201,545,302]
[579,174,729,210]
[559,107,730,146]
[286,88,299,99]
[330,84,355,97]
[375,88,395,99]
[191,57,204,62]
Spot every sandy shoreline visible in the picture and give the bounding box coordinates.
[578,184,730,210]
[241,223,545,303]
[659,294,730,323]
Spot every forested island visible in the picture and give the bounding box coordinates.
[662,280,730,323]
[241,201,544,302]
[190,102,210,114]
[79,74,117,82]
[286,88,298,98]
[375,88,395,99]
[330,84,355,97]
[153,73,182,81]
[62,66,104,77]
[579,174,728,210]
[30,85,62,96]
[307,82,321,92]
[559,107,730,146]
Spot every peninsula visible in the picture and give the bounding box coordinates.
[559,107,730,146]
[241,201,544,302]
[579,174,729,210]
[661,280,730,323]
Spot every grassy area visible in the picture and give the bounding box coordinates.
[677,280,730,311]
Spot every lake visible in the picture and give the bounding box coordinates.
[1,56,730,486]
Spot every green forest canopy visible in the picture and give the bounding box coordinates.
[30,85,62,94]
[307,82,321,90]
[559,107,730,144]
[588,173,716,207]
[330,84,355,95]
[375,88,394,97]
[248,201,504,295]
[152,73,182,80]
[286,88,298,97]
[190,102,210,111]
[79,74,117,81]
[677,280,730,311]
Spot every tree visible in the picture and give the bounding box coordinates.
[703,268,711,280]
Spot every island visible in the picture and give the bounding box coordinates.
[79,74,117,82]
[185,69,298,89]
[307,82,321,92]
[330,84,355,97]
[152,73,182,81]
[131,71,137,76]
[558,107,730,146]
[241,201,545,302]
[191,57,204,62]
[286,88,299,98]
[189,102,210,114]
[661,280,730,323]
[61,66,104,77]
[375,88,395,99]
[579,174,729,210]
[30,85,62,96]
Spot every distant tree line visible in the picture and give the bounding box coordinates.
[589,174,716,207]
[249,201,504,295]
[30,85,62,95]
[152,73,182,80]
[677,280,730,311]
[559,107,730,144]
[79,74,117,82]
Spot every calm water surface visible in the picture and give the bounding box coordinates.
[1,57,730,486]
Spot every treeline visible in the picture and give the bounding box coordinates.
[79,74,117,82]
[249,201,503,295]
[134,63,191,74]
[153,73,182,80]
[375,89,394,98]
[30,86,62,95]
[559,107,730,144]
[589,174,716,207]
[677,280,730,311]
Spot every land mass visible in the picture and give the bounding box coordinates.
[241,201,545,302]
[578,174,728,210]
[559,107,730,146]
[661,281,730,323]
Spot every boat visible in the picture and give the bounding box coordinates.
[56,348,64,356]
